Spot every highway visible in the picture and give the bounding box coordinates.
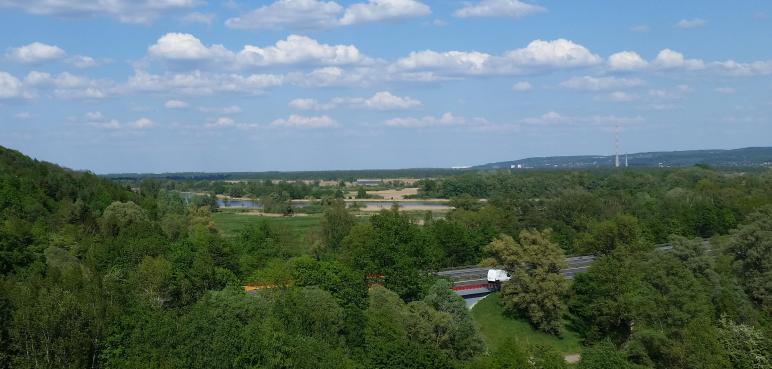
[439,240,707,307]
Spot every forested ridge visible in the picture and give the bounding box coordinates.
[1,145,771,369]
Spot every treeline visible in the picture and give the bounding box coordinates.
[416,168,772,252]
[107,168,463,182]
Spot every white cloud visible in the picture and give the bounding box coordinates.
[0,71,23,99]
[225,0,430,29]
[561,76,644,91]
[606,91,636,102]
[289,98,327,110]
[84,111,121,129]
[148,33,232,62]
[652,49,705,70]
[147,33,367,69]
[6,42,65,63]
[715,87,736,94]
[385,112,488,128]
[236,35,364,66]
[361,91,421,110]
[454,0,544,19]
[394,50,491,74]
[676,18,707,29]
[199,105,242,114]
[392,39,599,77]
[181,12,215,25]
[608,51,648,71]
[512,81,532,91]
[165,99,189,109]
[126,70,284,95]
[339,0,431,26]
[288,91,420,111]
[205,117,236,128]
[505,39,601,68]
[271,114,338,128]
[521,111,565,125]
[712,60,772,77]
[630,25,650,33]
[131,117,154,129]
[68,55,101,68]
[225,0,343,29]
[14,112,31,119]
[23,71,112,99]
[522,111,643,126]
[0,0,199,24]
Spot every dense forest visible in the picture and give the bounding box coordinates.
[1,145,770,368]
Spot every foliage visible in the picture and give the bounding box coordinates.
[485,231,568,335]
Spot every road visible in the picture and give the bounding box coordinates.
[439,240,707,307]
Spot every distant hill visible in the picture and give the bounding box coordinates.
[475,147,772,169]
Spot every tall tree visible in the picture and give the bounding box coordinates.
[484,230,568,335]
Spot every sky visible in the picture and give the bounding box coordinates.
[1,0,771,173]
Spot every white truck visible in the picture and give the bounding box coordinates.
[487,269,511,290]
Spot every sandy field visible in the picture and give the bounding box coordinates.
[366,187,419,200]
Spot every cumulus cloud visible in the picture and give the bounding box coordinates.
[83,111,121,129]
[512,81,532,91]
[560,76,644,91]
[131,117,154,129]
[608,51,648,71]
[198,105,242,114]
[148,33,232,62]
[605,91,636,102]
[225,0,430,29]
[0,0,199,23]
[126,70,283,95]
[237,35,364,66]
[392,39,599,77]
[289,98,328,110]
[164,99,189,109]
[0,71,23,99]
[652,49,705,70]
[505,39,601,68]
[385,112,488,128]
[521,111,565,125]
[339,0,430,25]
[205,117,236,128]
[361,91,421,110]
[181,12,215,25]
[271,114,338,128]
[6,42,65,63]
[289,91,420,111]
[522,111,643,126]
[225,0,343,29]
[23,71,112,99]
[147,33,367,69]
[67,55,103,68]
[676,18,707,29]
[454,0,544,19]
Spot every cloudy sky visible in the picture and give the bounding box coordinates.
[1,0,771,173]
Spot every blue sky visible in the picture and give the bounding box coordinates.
[1,0,771,173]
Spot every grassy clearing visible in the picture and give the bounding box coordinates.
[471,293,582,356]
[213,209,323,237]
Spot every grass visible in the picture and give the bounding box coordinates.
[471,293,583,356]
[213,209,323,237]
[212,209,323,255]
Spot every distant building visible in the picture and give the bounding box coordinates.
[356,179,381,186]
